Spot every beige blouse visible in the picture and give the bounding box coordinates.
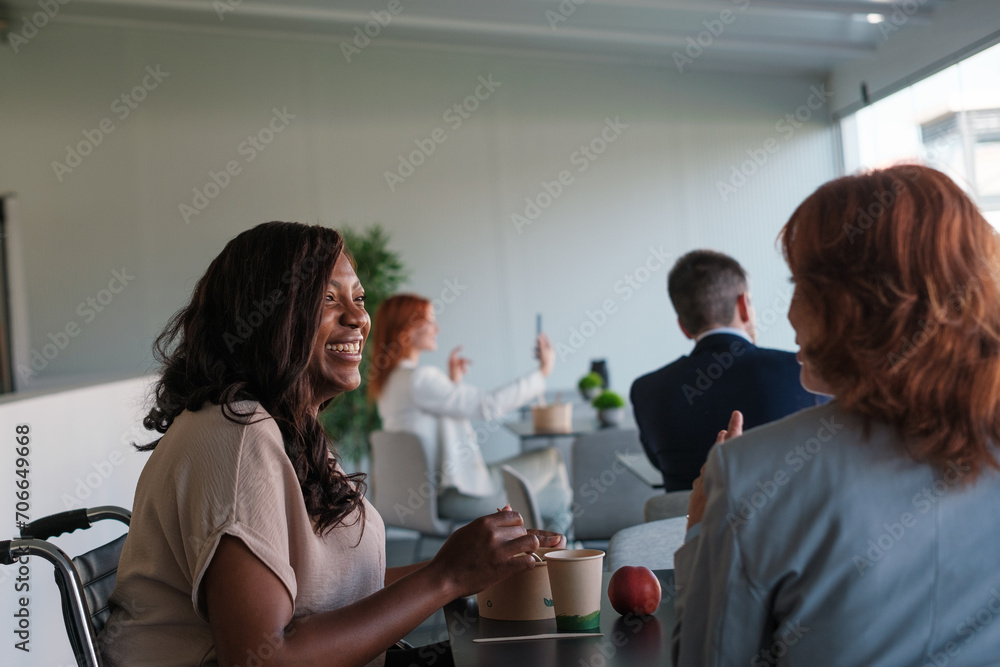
[101,402,385,666]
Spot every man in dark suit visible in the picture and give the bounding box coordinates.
[630,250,817,491]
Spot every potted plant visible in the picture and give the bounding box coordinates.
[578,372,604,401]
[317,224,408,469]
[592,390,626,427]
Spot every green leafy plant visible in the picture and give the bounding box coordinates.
[318,225,408,465]
[578,372,604,391]
[591,390,625,410]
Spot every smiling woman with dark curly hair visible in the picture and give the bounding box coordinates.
[100,221,561,667]
[674,165,1000,666]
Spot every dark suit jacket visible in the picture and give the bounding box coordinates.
[630,333,819,491]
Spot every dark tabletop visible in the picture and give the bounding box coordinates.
[444,570,676,667]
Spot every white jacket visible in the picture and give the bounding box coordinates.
[377,360,545,497]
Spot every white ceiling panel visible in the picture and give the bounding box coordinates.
[0,0,956,75]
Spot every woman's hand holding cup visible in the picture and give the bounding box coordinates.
[429,506,541,598]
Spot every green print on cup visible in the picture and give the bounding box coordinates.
[555,610,601,631]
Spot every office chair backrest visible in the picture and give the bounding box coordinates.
[369,430,452,537]
[644,490,692,522]
[571,429,659,540]
[500,465,543,530]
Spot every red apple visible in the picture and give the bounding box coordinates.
[607,566,661,615]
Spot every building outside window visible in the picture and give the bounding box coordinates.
[840,43,1000,227]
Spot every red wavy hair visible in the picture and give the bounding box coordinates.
[780,164,1000,480]
[366,294,432,402]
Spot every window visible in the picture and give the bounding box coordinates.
[840,43,1000,228]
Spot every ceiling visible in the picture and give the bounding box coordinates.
[1,0,955,76]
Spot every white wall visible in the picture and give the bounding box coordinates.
[1,21,836,402]
[0,376,152,667]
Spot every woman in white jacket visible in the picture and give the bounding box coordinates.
[370,294,573,534]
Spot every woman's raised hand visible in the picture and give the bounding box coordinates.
[536,333,555,377]
[448,346,472,383]
[715,409,744,444]
[428,507,541,599]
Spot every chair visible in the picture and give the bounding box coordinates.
[570,429,659,540]
[606,516,687,571]
[644,490,692,522]
[500,465,542,530]
[1,505,131,667]
[369,430,458,561]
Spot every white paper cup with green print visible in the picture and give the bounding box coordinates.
[544,549,605,631]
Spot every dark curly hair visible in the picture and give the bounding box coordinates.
[138,221,367,535]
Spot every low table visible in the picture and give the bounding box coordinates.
[443,570,676,666]
[503,417,622,441]
[615,452,664,489]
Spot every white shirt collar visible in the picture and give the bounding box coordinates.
[695,327,752,343]
[398,358,418,369]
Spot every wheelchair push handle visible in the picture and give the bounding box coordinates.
[1,540,17,566]
[20,509,91,539]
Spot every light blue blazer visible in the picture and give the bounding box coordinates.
[673,401,1000,666]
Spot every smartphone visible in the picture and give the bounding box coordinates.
[536,313,542,336]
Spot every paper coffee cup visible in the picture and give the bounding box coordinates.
[544,549,605,631]
[477,548,559,621]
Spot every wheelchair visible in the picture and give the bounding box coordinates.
[2,504,420,664]
[1,506,131,667]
